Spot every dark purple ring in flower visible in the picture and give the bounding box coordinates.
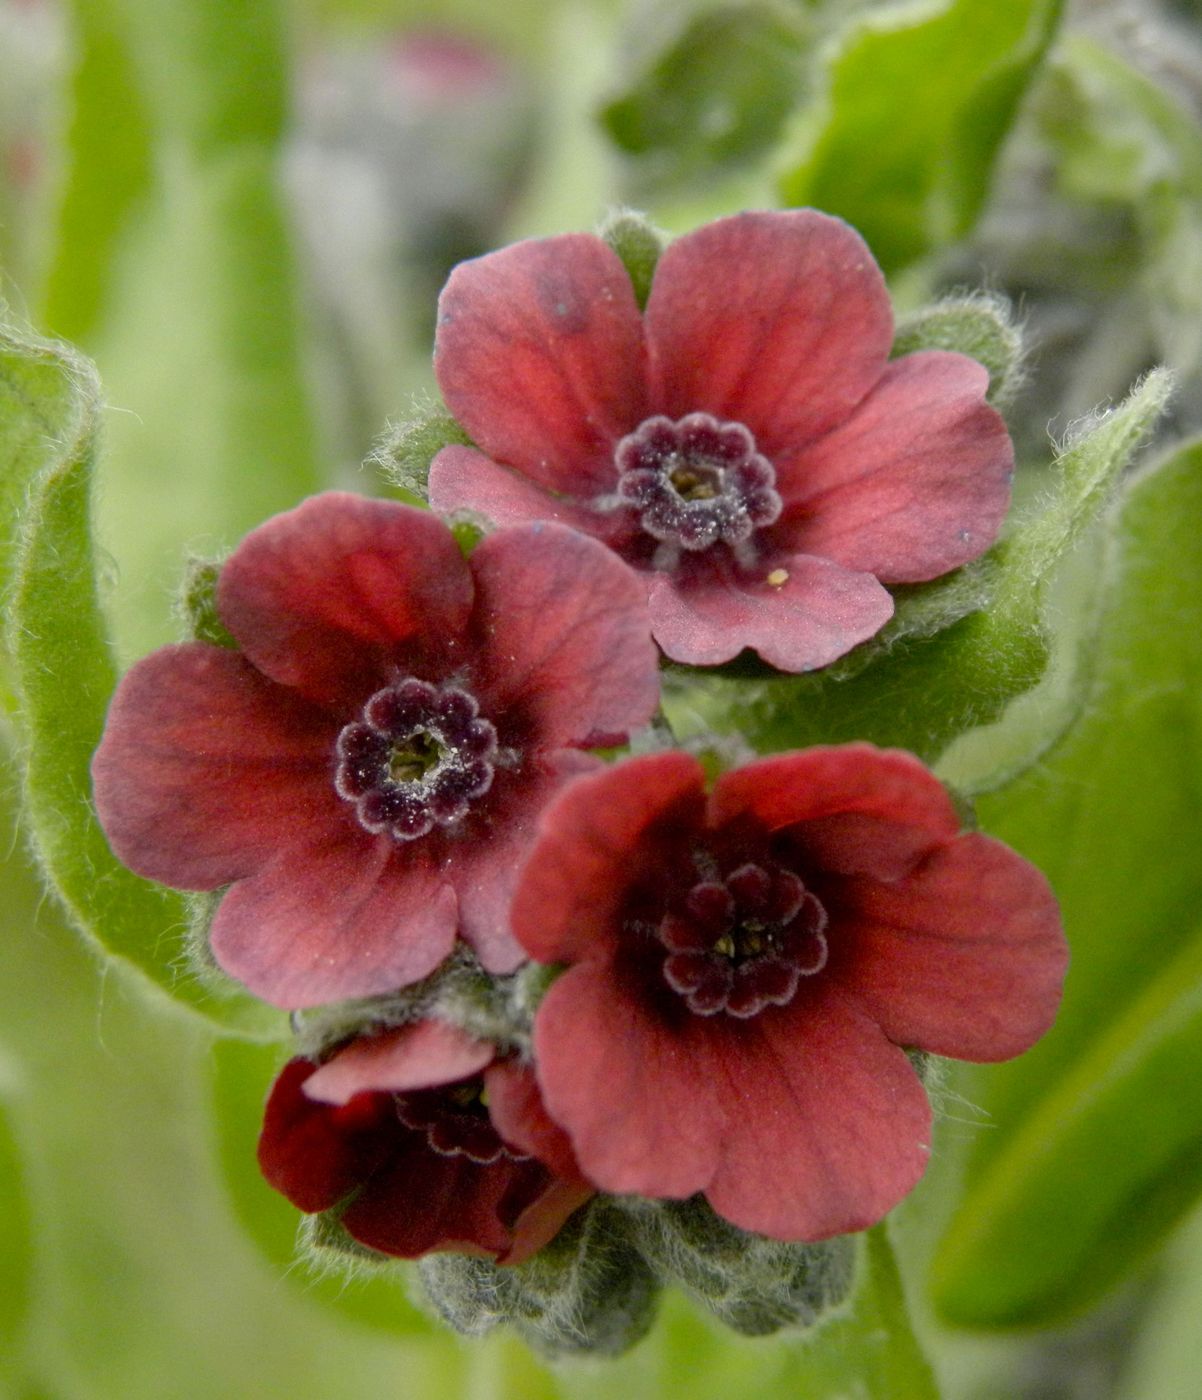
[395,1080,531,1166]
[654,860,829,1019]
[615,412,782,560]
[335,677,498,841]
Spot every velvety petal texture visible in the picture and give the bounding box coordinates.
[512,744,1066,1241]
[258,1023,593,1266]
[644,211,894,455]
[218,491,474,711]
[435,233,647,493]
[780,353,1014,582]
[92,493,658,1009]
[432,209,1014,672]
[646,552,893,671]
[91,644,334,889]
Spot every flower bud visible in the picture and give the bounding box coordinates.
[418,1201,658,1357]
[620,1195,856,1337]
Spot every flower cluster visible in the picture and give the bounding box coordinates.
[91,210,1066,1350]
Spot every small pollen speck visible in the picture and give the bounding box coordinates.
[766,568,789,588]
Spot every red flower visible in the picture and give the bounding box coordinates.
[258,1018,593,1264]
[511,746,1067,1241]
[429,210,1014,671]
[91,492,658,1008]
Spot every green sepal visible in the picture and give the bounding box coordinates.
[450,517,486,558]
[373,401,473,500]
[598,207,665,309]
[178,556,236,648]
[892,292,1026,407]
[285,946,540,1063]
[418,1200,659,1358]
[668,369,1172,776]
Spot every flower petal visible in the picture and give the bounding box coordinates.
[92,643,336,889]
[448,750,603,974]
[711,744,961,856]
[341,1139,513,1260]
[783,352,1013,581]
[828,833,1067,1061]
[511,752,705,964]
[257,1059,398,1213]
[217,493,474,710]
[644,211,893,458]
[467,523,659,749]
[305,1021,495,1105]
[646,551,893,671]
[484,1059,587,1182]
[702,986,932,1240]
[532,962,726,1199]
[429,444,636,547]
[435,234,647,494]
[209,831,458,1008]
[499,1175,596,1267]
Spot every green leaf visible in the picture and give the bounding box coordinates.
[931,437,1202,1326]
[40,0,155,342]
[778,0,1063,272]
[0,324,281,1038]
[1118,1208,1202,1400]
[208,1038,430,1336]
[599,1,811,186]
[42,0,321,659]
[1039,36,1202,374]
[0,1094,33,1379]
[934,923,1202,1326]
[667,370,1172,773]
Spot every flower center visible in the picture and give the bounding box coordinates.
[656,861,829,1018]
[395,1081,528,1165]
[614,413,782,553]
[334,678,498,841]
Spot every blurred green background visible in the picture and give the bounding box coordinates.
[4,0,1202,1395]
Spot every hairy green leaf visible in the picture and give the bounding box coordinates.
[0,324,280,1037]
[933,438,1202,1325]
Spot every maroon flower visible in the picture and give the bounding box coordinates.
[511,745,1067,1242]
[91,492,658,1008]
[258,1018,593,1264]
[429,209,1014,671]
